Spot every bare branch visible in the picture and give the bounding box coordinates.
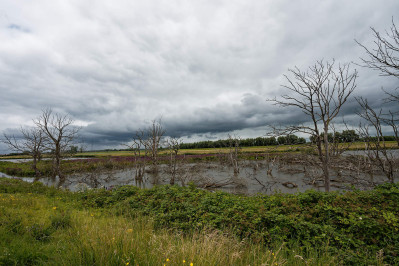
[356,18,399,78]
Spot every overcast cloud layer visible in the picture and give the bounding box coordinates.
[1,0,399,153]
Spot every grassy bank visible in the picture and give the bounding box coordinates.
[1,178,398,265]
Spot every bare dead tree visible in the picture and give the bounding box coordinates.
[147,119,166,174]
[269,60,358,192]
[357,18,399,135]
[227,134,241,174]
[165,137,181,185]
[128,119,165,180]
[1,127,46,179]
[356,97,396,183]
[126,133,147,182]
[357,18,399,78]
[355,18,399,183]
[34,108,80,185]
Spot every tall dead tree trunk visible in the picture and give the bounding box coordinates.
[147,119,165,174]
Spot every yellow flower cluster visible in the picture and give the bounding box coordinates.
[165,258,193,265]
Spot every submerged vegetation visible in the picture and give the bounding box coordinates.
[0,178,398,265]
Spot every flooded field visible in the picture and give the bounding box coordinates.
[2,156,395,195]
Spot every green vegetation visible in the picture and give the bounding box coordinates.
[1,178,398,265]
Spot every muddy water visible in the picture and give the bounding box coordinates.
[3,160,392,195]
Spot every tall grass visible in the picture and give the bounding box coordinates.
[0,191,344,265]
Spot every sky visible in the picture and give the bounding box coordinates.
[0,0,399,153]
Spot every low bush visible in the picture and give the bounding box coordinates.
[77,182,399,264]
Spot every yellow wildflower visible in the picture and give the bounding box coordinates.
[166,258,170,262]
[190,263,193,266]
[127,229,133,233]
[183,260,186,263]
[53,206,57,210]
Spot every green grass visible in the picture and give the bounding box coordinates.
[1,178,398,265]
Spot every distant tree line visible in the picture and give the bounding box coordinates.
[179,134,306,149]
[309,130,360,143]
[180,130,399,150]
[309,130,398,144]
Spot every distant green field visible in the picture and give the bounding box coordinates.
[74,144,311,157]
[1,141,398,159]
[68,141,399,157]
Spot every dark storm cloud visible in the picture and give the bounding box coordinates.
[1,0,399,152]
